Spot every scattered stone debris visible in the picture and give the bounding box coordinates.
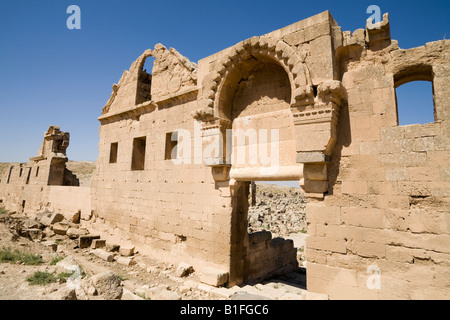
[86,271,123,300]
[248,183,306,236]
[119,245,135,257]
[0,202,321,300]
[176,262,194,278]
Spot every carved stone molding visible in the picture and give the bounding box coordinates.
[191,35,313,122]
[292,80,346,195]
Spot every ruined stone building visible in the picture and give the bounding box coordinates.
[1,11,449,299]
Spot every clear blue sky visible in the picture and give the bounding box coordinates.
[0,0,448,162]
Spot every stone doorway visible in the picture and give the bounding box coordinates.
[229,180,305,287]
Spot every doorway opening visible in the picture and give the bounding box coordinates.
[248,181,307,265]
[232,180,307,289]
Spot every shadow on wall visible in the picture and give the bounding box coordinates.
[328,101,351,195]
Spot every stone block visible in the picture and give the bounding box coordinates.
[231,291,273,300]
[116,256,136,266]
[175,262,194,277]
[79,234,101,248]
[146,285,181,300]
[121,288,145,300]
[89,272,123,300]
[340,207,386,229]
[249,230,272,244]
[200,267,229,287]
[119,245,135,257]
[306,236,347,254]
[52,223,69,235]
[42,240,58,252]
[92,249,115,262]
[106,243,120,252]
[22,219,43,230]
[40,213,64,226]
[91,239,106,249]
[296,152,330,163]
[66,227,89,239]
[21,228,43,241]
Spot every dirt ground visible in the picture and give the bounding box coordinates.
[0,210,311,301]
[0,211,223,300]
[0,162,312,300]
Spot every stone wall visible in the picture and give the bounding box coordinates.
[47,186,91,222]
[305,24,450,299]
[0,126,81,216]
[1,10,449,299]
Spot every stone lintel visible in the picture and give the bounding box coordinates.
[296,152,330,163]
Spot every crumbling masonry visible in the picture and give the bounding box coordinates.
[1,11,449,299]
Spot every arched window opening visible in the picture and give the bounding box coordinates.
[395,80,435,126]
[143,56,155,75]
[394,65,435,126]
[136,56,154,104]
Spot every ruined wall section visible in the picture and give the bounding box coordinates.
[91,101,233,269]
[305,15,450,299]
[0,126,84,220]
[192,11,343,285]
[0,162,49,213]
[91,45,236,277]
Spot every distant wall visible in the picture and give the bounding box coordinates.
[47,186,91,222]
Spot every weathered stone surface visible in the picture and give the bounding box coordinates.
[40,213,64,226]
[1,10,449,301]
[52,223,69,235]
[55,256,81,274]
[42,240,58,252]
[105,243,120,252]
[92,249,115,262]
[70,211,80,223]
[145,285,181,300]
[88,272,123,300]
[79,234,100,248]
[115,256,135,266]
[231,291,273,300]
[175,262,194,277]
[50,287,77,300]
[66,227,89,239]
[91,239,106,249]
[119,245,135,257]
[121,288,145,300]
[200,267,229,287]
[22,219,43,230]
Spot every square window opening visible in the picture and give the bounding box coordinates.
[131,137,146,171]
[165,132,178,160]
[109,142,118,164]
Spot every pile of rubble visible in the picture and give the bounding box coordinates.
[0,210,220,300]
[248,183,307,236]
[1,210,138,267]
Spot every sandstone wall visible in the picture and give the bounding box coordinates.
[1,10,449,299]
[47,186,91,222]
[305,38,450,299]
[90,98,234,274]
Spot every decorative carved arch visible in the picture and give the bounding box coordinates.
[192,36,346,197]
[192,36,314,122]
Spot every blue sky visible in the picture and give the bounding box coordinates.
[0,0,448,162]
